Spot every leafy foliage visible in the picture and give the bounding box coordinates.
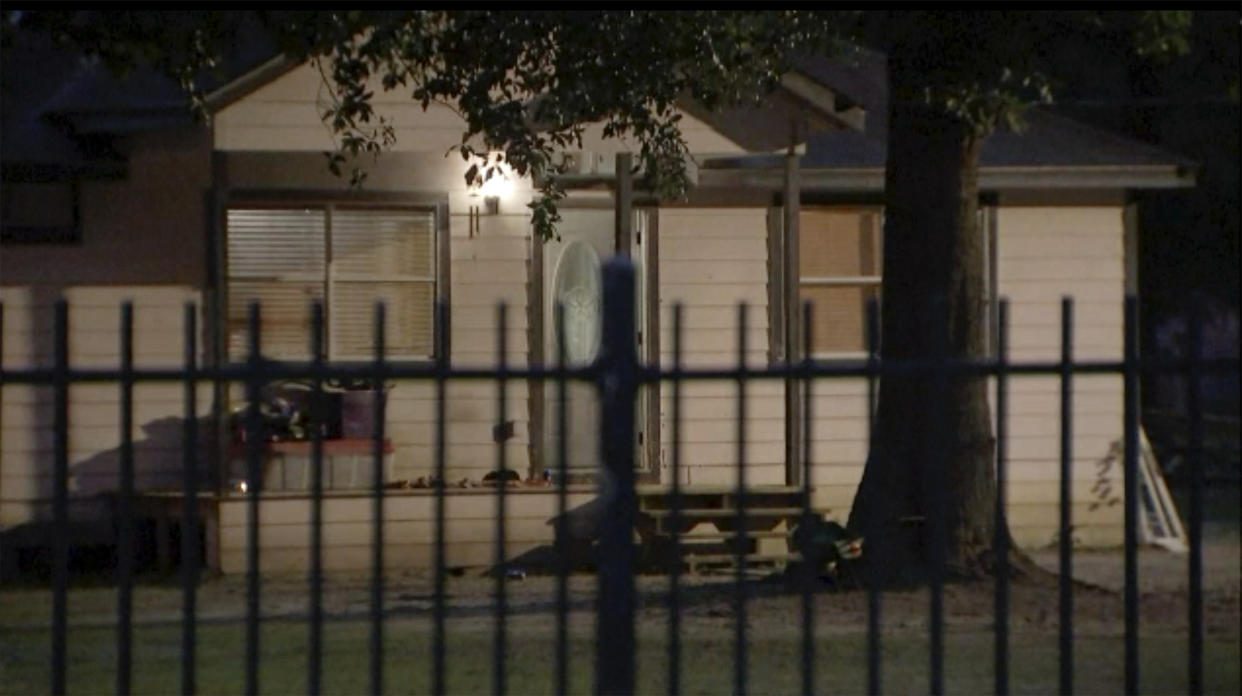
[7,10,1192,238]
[864,11,1191,135]
[286,10,844,237]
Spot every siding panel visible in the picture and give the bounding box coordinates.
[657,208,780,484]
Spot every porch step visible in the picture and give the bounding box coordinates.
[642,507,807,518]
[636,485,809,511]
[681,552,804,574]
[668,530,793,541]
[634,485,828,573]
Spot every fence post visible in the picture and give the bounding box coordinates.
[597,258,638,696]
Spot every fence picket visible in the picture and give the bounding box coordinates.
[493,302,509,696]
[244,303,262,696]
[668,304,684,696]
[181,303,199,696]
[865,298,882,696]
[1186,308,1204,696]
[309,302,325,696]
[1123,297,1140,695]
[800,301,815,696]
[995,300,1010,696]
[1059,298,1075,696]
[117,303,135,696]
[733,303,749,696]
[370,303,387,696]
[52,300,68,696]
[433,300,449,696]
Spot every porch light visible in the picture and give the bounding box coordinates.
[467,154,514,215]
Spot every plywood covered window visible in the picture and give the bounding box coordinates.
[226,205,437,360]
[798,208,883,357]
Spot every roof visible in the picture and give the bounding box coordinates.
[1,30,125,179]
[4,23,858,181]
[1,19,282,181]
[4,32,1194,190]
[702,48,1197,191]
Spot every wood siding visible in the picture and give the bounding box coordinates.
[214,64,744,156]
[994,205,1127,548]
[0,286,210,529]
[216,489,598,573]
[657,208,782,487]
[795,205,1129,548]
[1,128,213,531]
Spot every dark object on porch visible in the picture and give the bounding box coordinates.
[483,469,521,484]
[790,517,864,585]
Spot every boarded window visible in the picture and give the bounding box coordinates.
[798,208,882,355]
[226,206,437,360]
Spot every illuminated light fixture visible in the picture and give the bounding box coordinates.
[468,155,513,212]
[478,166,512,214]
[467,154,514,235]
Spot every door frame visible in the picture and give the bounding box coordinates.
[529,203,660,481]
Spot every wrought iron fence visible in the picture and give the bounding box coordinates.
[0,258,1236,695]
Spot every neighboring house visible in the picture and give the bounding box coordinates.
[1,38,1193,574]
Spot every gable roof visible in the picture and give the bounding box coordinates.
[702,48,1196,191]
[5,34,1194,191]
[1,21,283,181]
[1,30,127,180]
[4,27,861,181]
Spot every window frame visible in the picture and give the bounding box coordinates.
[796,206,885,361]
[793,203,998,362]
[222,191,450,364]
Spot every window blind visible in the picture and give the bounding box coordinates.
[331,209,435,358]
[226,206,436,361]
[227,208,326,359]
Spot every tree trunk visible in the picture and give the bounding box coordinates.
[845,48,1000,586]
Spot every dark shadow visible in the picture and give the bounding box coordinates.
[0,415,214,583]
[482,495,606,577]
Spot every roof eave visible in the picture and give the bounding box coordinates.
[777,72,866,133]
[699,164,1196,192]
[678,69,867,153]
[202,53,302,114]
[979,165,1197,190]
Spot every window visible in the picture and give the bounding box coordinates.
[798,208,883,357]
[226,205,438,361]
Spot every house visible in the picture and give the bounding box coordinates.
[1,35,1194,574]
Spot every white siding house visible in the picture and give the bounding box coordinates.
[1,46,1193,575]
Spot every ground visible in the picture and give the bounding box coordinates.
[1,488,1238,694]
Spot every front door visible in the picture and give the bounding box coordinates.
[542,208,648,479]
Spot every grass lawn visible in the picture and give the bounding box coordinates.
[3,484,1237,694]
[2,610,1238,695]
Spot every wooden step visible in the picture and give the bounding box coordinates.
[636,485,806,495]
[641,507,807,519]
[661,530,792,541]
[635,485,810,514]
[683,552,803,574]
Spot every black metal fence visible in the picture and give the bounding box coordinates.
[0,258,1236,695]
